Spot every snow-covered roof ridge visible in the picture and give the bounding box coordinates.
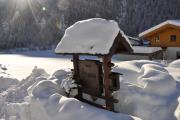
[55,18,133,55]
[139,20,180,37]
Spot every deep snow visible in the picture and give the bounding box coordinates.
[113,60,180,120]
[0,51,180,120]
[0,64,140,120]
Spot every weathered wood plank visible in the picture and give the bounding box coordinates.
[102,55,114,111]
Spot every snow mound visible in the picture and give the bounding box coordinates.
[0,65,141,120]
[169,59,180,68]
[175,97,180,120]
[0,64,19,92]
[113,60,166,85]
[1,60,180,120]
[28,94,141,120]
[113,60,178,120]
[166,60,180,82]
[31,80,63,99]
[0,77,19,92]
[138,64,176,96]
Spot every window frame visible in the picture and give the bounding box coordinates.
[155,34,160,42]
[170,35,176,42]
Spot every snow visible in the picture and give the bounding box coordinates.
[113,60,180,120]
[0,64,19,92]
[132,46,162,54]
[169,59,180,68]
[28,94,140,120]
[0,65,140,120]
[55,18,132,55]
[0,50,72,80]
[175,97,180,120]
[166,60,180,83]
[139,20,180,37]
[0,51,180,120]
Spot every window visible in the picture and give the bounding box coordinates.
[170,35,176,42]
[155,35,160,42]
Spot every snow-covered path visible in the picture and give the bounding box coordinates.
[0,51,73,80]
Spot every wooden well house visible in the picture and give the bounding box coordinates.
[55,19,133,111]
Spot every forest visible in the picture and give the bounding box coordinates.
[0,0,180,49]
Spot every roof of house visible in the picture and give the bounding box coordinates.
[55,18,133,55]
[139,20,180,37]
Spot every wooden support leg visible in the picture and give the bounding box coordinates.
[73,55,82,99]
[102,55,114,111]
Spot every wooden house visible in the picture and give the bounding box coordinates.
[139,20,180,59]
[139,20,180,47]
[55,18,133,111]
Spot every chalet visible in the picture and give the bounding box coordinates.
[55,18,133,111]
[139,20,180,59]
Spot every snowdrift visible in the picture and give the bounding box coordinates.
[0,66,140,120]
[0,64,19,92]
[175,97,180,120]
[113,60,180,120]
[0,60,180,120]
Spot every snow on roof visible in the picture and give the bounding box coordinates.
[132,46,162,54]
[127,36,140,42]
[55,18,133,55]
[139,20,180,37]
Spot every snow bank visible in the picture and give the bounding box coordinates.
[0,77,19,92]
[31,80,62,99]
[169,59,180,68]
[1,60,180,120]
[113,60,178,120]
[0,64,19,92]
[29,94,141,120]
[137,64,176,96]
[175,97,180,120]
[3,94,141,120]
[0,64,141,120]
[166,60,180,82]
[113,60,166,85]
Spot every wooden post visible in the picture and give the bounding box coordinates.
[149,54,153,60]
[73,54,79,80]
[102,55,114,111]
[73,54,82,99]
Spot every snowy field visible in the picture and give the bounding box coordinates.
[0,50,73,80]
[0,50,180,120]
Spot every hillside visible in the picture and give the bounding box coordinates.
[0,0,180,49]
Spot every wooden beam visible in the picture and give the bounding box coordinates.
[73,55,79,80]
[102,55,114,111]
[72,54,82,99]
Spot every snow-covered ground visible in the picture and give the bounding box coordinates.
[0,50,72,80]
[0,50,180,120]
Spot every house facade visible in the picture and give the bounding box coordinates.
[139,20,180,59]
